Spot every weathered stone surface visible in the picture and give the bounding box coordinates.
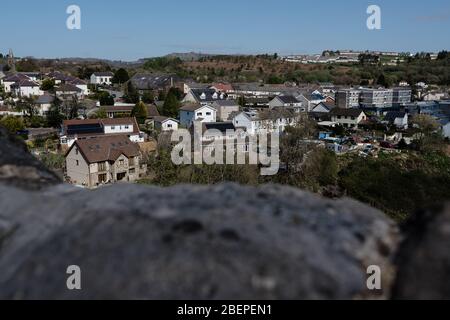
[393,203,450,299]
[0,182,399,300]
[0,127,60,189]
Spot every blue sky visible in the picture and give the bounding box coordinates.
[1,0,449,61]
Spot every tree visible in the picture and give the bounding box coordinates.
[437,50,449,60]
[0,116,25,134]
[266,75,284,84]
[40,78,55,91]
[16,59,38,72]
[112,68,130,84]
[411,114,443,153]
[98,91,114,106]
[142,91,155,104]
[157,90,166,101]
[46,96,64,128]
[68,96,82,119]
[16,97,37,117]
[95,106,107,119]
[124,82,140,103]
[358,53,380,65]
[376,73,392,88]
[132,101,148,124]
[161,89,180,118]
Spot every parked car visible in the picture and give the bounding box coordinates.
[380,141,395,149]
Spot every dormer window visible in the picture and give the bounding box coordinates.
[212,92,218,99]
[200,93,206,100]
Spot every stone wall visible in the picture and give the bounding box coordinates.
[0,126,448,299]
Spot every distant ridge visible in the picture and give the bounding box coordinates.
[164,52,214,61]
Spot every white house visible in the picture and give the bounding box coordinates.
[330,108,367,129]
[35,94,55,116]
[60,117,144,148]
[153,116,179,132]
[384,111,409,129]
[1,74,30,93]
[90,72,114,86]
[11,79,43,97]
[443,122,450,139]
[232,110,296,135]
[55,84,83,99]
[179,104,217,127]
[70,78,89,95]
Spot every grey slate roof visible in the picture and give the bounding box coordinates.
[92,72,114,77]
[36,94,55,104]
[384,111,407,122]
[191,88,225,102]
[130,74,177,90]
[213,100,239,107]
[277,95,300,104]
[330,108,365,117]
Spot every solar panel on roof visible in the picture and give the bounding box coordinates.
[67,124,103,135]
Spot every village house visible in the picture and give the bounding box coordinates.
[179,103,217,127]
[311,102,335,113]
[232,109,297,135]
[423,91,448,101]
[90,72,114,86]
[60,117,144,148]
[193,122,248,154]
[104,104,160,119]
[129,73,180,94]
[296,91,327,112]
[55,83,84,99]
[268,95,305,112]
[182,88,226,105]
[383,111,409,129]
[152,116,179,132]
[210,82,234,94]
[1,73,31,93]
[212,100,240,121]
[65,135,143,188]
[35,94,55,116]
[228,83,291,98]
[47,71,70,85]
[330,108,367,129]
[69,77,90,95]
[18,72,41,82]
[11,79,43,97]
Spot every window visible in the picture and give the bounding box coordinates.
[125,125,129,129]
[111,126,116,130]
[206,112,211,116]
[76,160,79,166]
[98,174,107,183]
[119,159,125,166]
[197,112,203,116]
[75,148,79,155]
[129,168,135,174]
[129,157,135,166]
[167,124,172,128]
[98,162,106,171]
